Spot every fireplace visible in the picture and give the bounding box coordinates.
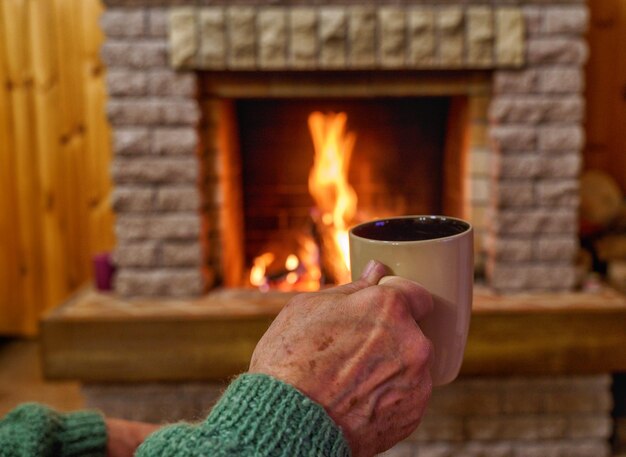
[106,2,586,298]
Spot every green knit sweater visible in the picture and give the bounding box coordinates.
[0,374,351,457]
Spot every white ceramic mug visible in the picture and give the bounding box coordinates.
[349,215,473,386]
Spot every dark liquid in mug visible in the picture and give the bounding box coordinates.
[351,216,470,242]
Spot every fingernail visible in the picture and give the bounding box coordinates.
[361,260,378,280]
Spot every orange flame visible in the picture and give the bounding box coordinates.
[308,112,357,284]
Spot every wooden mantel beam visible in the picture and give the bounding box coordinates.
[40,287,626,382]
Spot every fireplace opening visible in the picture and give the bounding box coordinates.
[202,94,473,292]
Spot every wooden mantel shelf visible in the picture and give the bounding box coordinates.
[41,286,626,382]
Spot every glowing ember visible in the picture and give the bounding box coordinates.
[307,112,357,284]
[285,254,299,271]
[250,252,274,287]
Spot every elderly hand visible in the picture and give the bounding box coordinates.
[249,260,434,457]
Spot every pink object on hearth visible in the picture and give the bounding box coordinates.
[93,253,115,292]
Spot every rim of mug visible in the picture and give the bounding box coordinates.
[349,215,473,245]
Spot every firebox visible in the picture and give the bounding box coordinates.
[197,72,486,292]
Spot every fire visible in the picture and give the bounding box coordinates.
[307,112,357,284]
[249,111,358,290]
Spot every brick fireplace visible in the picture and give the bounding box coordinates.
[88,2,620,456]
[103,1,587,297]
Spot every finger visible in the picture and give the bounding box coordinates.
[320,260,389,295]
[378,276,434,322]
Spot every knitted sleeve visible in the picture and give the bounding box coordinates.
[0,403,107,457]
[136,373,351,457]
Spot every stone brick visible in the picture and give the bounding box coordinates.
[160,100,200,126]
[147,70,196,97]
[490,97,545,124]
[83,382,226,423]
[493,180,534,206]
[493,154,540,179]
[112,158,198,184]
[258,8,287,69]
[116,215,151,240]
[490,126,536,151]
[153,128,197,155]
[568,415,613,439]
[349,7,376,68]
[100,9,145,38]
[415,443,455,457]
[538,126,584,151]
[490,96,584,124]
[496,8,524,67]
[437,7,464,66]
[379,8,406,68]
[486,261,532,290]
[147,8,167,37]
[199,8,226,69]
[111,187,154,212]
[149,214,201,240]
[107,70,147,96]
[115,269,202,297]
[543,96,584,122]
[527,38,587,65]
[494,70,537,94]
[514,442,562,457]
[470,178,490,204]
[467,7,494,67]
[494,208,577,235]
[376,441,414,457]
[114,241,158,267]
[545,389,613,413]
[101,41,168,69]
[226,6,256,69]
[528,264,577,290]
[319,8,346,69]
[169,8,197,68]
[555,440,610,457]
[107,99,161,126]
[114,128,151,155]
[537,153,582,178]
[227,7,256,69]
[502,390,544,413]
[523,7,543,37]
[156,187,200,211]
[289,8,317,69]
[408,414,464,442]
[466,415,564,441]
[408,9,435,66]
[108,99,198,127]
[538,68,584,94]
[469,148,490,176]
[484,234,533,261]
[544,7,589,35]
[162,242,201,267]
[535,236,579,261]
[535,179,579,206]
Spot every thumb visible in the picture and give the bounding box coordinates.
[321,260,389,295]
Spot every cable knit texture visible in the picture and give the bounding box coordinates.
[137,373,351,457]
[0,403,106,457]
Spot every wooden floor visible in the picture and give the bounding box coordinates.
[0,338,84,417]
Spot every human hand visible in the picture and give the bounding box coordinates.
[249,260,434,457]
[105,418,160,457]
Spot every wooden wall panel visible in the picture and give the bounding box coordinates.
[0,0,114,335]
